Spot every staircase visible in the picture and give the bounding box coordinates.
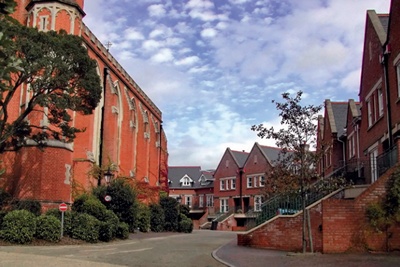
[247,178,345,230]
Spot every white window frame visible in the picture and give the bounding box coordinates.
[39,15,49,32]
[247,176,253,188]
[225,179,229,190]
[206,195,214,207]
[199,194,204,208]
[231,179,236,189]
[254,176,258,187]
[367,99,373,127]
[220,198,229,213]
[378,88,383,117]
[185,195,192,208]
[259,176,265,187]
[254,195,263,212]
[220,180,225,191]
[182,177,190,186]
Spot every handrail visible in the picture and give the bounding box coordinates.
[249,177,345,229]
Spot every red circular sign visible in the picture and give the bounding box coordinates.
[59,203,68,212]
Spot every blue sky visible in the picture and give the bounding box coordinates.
[83,0,390,170]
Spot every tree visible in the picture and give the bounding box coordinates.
[251,91,322,253]
[0,0,16,15]
[0,12,101,153]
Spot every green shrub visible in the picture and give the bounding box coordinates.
[116,222,129,239]
[80,196,108,220]
[0,210,36,244]
[136,203,150,232]
[46,209,74,236]
[98,210,119,242]
[150,204,164,232]
[45,208,62,219]
[179,205,190,217]
[160,196,179,231]
[12,199,42,216]
[92,179,137,231]
[71,194,90,212]
[69,213,100,243]
[35,215,61,242]
[178,214,193,233]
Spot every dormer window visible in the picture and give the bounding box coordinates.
[180,175,193,186]
[183,177,190,186]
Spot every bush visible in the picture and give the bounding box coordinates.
[92,179,137,231]
[0,210,36,244]
[160,196,179,231]
[98,210,119,242]
[69,213,100,243]
[136,203,150,232]
[116,222,129,239]
[45,208,62,219]
[178,214,193,233]
[12,199,42,216]
[46,209,74,236]
[78,196,108,220]
[35,215,61,242]
[150,204,164,232]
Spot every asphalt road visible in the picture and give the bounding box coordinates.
[1,230,400,267]
[0,230,237,267]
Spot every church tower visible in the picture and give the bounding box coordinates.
[25,0,85,35]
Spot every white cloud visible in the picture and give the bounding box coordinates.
[201,28,218,38]
[150,48,174,63]
[148,4,166,17]
[124,27,144,40]
[83,0,391,169]
[175,56,200,66]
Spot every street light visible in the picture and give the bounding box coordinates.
[103,167,113,185]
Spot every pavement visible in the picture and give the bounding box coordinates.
[213,238,400,267]
[1,231,400,267]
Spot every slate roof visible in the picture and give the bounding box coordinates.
[331,102,348,137]
[168,166,214,189]
[231,150,249,168]
[259,145,282,165]
[379,14,389,33]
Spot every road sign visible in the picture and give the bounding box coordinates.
[59,203,68,212]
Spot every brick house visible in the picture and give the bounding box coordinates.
[213,143,286,230]
[168,166,214,229]
[238,2,400,253]
[1,0,168,208]
[317,100,348,178]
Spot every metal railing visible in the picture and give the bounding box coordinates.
[213,208,234,222]
[377,146,398,176]
[248,178,344,229]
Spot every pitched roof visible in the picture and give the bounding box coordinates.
[259,145,282,165]
[230,150,249,168]
[325,100,348,137]
[168,166,214,189]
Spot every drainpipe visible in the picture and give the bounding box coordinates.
[382,46,394,149]
[238,167,244,212]
[98,67,108,186]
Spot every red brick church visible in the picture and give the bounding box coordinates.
[1,0,168,207]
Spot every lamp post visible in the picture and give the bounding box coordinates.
[104,167,113,185]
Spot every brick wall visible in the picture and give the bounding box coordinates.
[238,203,323,252]
[323,165,400,253]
